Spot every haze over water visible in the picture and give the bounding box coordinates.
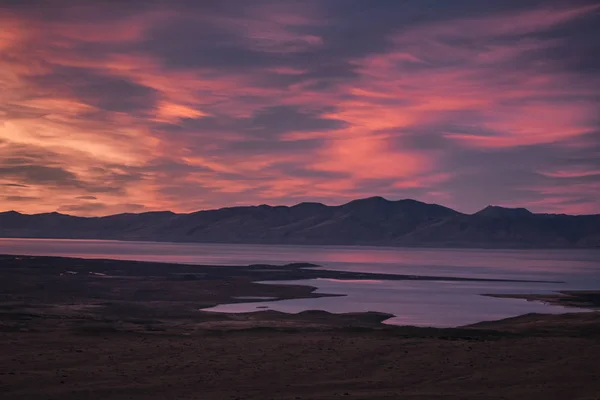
[3,238,599,327]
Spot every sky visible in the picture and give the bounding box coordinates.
[1,0,599,216]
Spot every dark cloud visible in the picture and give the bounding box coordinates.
[75,196,98,200]
[3,195,40,202]
[141,9,280,70]
[157,106,344,156]
[1,0,155,21]
[0,146,56,166]
[112,160,214,185]
[0,145,135,195]
[431,145,599,212]
[264,162,350,180]
[1,183,29,188]
[222,138,324,156]
[522,5,600,75]
[0,164,126,195]
[28,66,159,113]
[140,159,214,174]
[57,203,109,213]
[0,165,81,187]
[134,0,405,90]
[249,106,346,137]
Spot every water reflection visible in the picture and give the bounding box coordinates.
[202,278,584,327]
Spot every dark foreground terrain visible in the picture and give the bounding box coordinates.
[1,255,599,399]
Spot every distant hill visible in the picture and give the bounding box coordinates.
[1,197,599,248]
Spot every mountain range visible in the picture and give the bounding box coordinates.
[1,197,599,248]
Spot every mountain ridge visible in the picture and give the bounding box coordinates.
[1,197,599,248]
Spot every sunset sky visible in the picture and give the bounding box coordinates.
[1,0,599,216]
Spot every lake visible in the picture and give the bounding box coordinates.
[1,238,599,326]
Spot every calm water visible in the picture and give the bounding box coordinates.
[1,238,599,326]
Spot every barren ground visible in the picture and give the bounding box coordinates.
[1,255,599,400]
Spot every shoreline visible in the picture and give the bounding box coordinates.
[0,253,564,283]
[483,291,600,310]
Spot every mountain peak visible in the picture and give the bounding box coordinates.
[38,211,69,217]
[343,196,390,206]
[292,202,326,208]
[0,210,21,216]
[475,205,533,218]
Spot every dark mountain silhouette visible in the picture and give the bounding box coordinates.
[474,205,533,218]
[1,197,599,248]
